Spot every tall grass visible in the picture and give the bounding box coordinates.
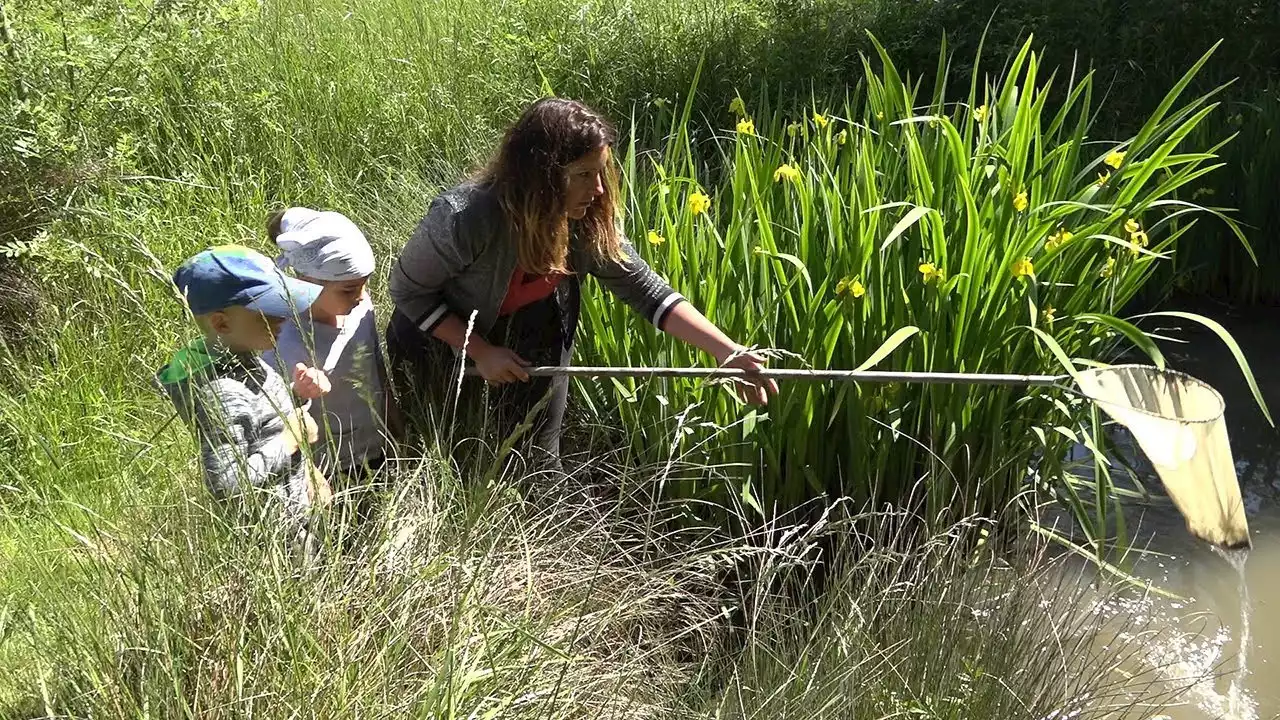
[581,37,1268,552]
[5,0,1277,303]
[1,0,1266,563]
[0,232,1196,715]
[1,456,1192,718]
[0,165,1212,719]
[0,0,928,222]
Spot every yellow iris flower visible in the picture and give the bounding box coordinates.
[919,262,944,283]
[1011,256,1035,278]
[774,164,802,183]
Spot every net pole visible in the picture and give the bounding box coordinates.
[464,366,1065,387]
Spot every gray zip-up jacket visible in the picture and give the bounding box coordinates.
[156,338,313,531]
[389,181,686,340]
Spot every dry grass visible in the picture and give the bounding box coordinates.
[1,448,1197,719]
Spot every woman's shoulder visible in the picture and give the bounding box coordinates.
[433,180,500,220]
[419,180,503,244]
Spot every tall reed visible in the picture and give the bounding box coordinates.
[580,36,1268,555]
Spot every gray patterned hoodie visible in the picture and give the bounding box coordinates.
[156,337,314,542]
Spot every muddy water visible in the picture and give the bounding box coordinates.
[1058,300,1280,719]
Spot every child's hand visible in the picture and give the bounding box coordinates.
[297,409,320,445]
[293,363,331,400]
[283,408,320,454]
[306,464,333,507]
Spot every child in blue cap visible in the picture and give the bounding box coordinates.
[157,244,334,559]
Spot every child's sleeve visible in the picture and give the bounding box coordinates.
[190,379,295,497]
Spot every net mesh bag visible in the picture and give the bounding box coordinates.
[1074,364,1250,549]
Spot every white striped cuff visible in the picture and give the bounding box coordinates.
[651,292,686,328]
[418,303,449,332]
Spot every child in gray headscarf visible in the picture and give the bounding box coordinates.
[263,208,403,515]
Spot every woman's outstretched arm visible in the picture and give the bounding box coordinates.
[659,302,778,406]
[584,230,778,405]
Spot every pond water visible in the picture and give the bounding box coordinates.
[1054,299,1280,719]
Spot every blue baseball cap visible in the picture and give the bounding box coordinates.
[173,244,322,317]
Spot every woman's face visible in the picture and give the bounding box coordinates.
[563,146,609,220]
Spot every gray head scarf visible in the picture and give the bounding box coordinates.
[274,208,375,281]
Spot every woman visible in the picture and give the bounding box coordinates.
[386,97,776,470]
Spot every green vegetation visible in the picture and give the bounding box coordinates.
[1,0,1272,715]
[921,1,1280,303]
[1169,83,1280,302]
[585,39,1265,549]
[4,0,1276,300]
[3,467,1184,718]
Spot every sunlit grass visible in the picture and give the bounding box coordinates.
[0,3,1266,715]
[1,457,1188,718]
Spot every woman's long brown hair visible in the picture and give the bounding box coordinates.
[479,97,625,274]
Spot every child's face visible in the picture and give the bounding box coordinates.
[207,305,287,352]
[308,276,369,318]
